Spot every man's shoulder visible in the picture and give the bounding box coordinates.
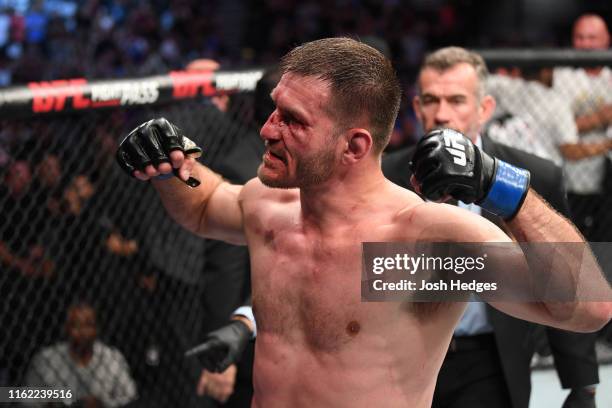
[392,201,508,243]
[396,201,472,222]
[31,342,68,366]
[94,340,128,361]
[553,66,582,81]
[240,178,299,205]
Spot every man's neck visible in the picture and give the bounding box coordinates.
[299,162,387,231]
[69,344,94,367]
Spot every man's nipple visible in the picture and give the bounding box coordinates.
[346,320,361,336]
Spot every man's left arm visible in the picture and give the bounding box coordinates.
[499,189,611,331]
[411,128,612,332]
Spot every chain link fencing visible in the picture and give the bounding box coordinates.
[0,70,263,407]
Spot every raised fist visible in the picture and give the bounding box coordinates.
[410,128,530,219]
[116,117,202,186]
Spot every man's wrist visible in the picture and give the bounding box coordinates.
[478,159,530,220]
[232,306,256,338]
[231,315,253,333]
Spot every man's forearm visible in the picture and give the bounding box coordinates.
[574,104,612,133]
[152,162,224,236]
[506,189,580,243]
[559,139,612,160]
[507,190,612,331]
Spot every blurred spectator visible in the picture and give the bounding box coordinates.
[0,156,60,387]
[61,174,94,216]
[186,58,229,112]
[0,0,591,87]
[24,0,47,45]
[10,7,24,44]
[11,43,45,83]
[0,158,54,279]
[109,267,207,408]
[553,14,612,242]
[47,173,109,301]
[0,7,11,47]
[32,152,64,215]
[486,66,578,166]
[24,302,137,407]
[555,12,612,354]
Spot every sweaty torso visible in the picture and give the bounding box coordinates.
[241,180,465,408]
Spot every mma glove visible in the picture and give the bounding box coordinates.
[185,320,251,373]
[116,117,202,185]
[410,128,530,220]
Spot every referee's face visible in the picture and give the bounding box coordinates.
[414,63,495,143]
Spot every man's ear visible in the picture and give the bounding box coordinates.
[343,129,373,163]
[478,95,496,127]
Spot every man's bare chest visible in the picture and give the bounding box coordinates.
[248,219,374,347]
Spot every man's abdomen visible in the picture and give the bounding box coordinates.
[251,327,442,408]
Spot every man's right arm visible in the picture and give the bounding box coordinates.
[573,103,612,134]
[558,138,612,161]
[152,163,246,245]
[116,117,247,245]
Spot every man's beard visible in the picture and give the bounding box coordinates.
[258,146,337,189]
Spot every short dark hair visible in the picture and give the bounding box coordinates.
[419,47,489,100]
[280,37,402,153]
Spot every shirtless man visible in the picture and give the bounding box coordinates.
[116,38,611,407]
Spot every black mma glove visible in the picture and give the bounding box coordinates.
[116,117,202,187]
[185,320,251,373]
[410,128,530,220]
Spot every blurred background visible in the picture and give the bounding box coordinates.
[0,0,608,144]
